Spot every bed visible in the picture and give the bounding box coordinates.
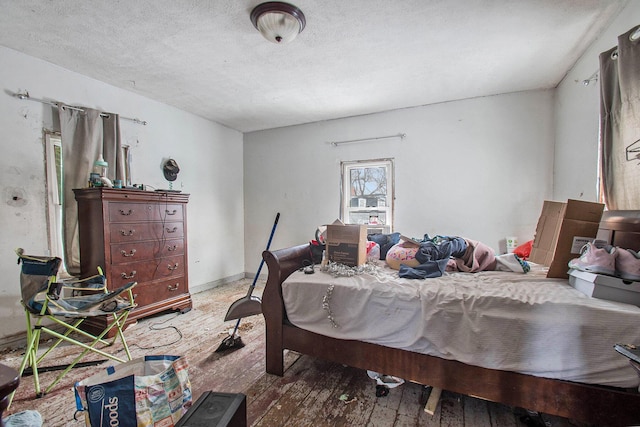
[261,211,640,426]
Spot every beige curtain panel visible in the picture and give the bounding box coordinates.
[599,25,640,209]
[58,106,123,276]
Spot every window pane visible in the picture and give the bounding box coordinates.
[54,143,62,204]
[348,211,386,225]
[45,133,69,275]
[350,166,387,200]
[123,145,131,186]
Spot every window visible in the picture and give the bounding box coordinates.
[44,129,131,277]
[341,159,394,233]
[123,145,131,186]
[44,131,68,274]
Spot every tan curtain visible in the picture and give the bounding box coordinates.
[599,25,640,209]
[103,113,125,182]
[59,106,123,275]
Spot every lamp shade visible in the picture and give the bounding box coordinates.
[250,2,306,44]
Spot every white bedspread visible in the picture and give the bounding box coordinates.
[282,264,640,388]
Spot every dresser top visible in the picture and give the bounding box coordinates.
[73,187,190,203]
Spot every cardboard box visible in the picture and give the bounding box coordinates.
[529,199,604,279]
[326,221,367,266]
[596,210,640,251]
[569,270,640,307]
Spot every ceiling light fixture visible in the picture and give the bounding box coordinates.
[250,1,306,44]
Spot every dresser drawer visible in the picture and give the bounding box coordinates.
[109,255,186,288]
[108,202,184,223]
[132,277,188,308]
[109,221,184,243]
[110,239,185,264]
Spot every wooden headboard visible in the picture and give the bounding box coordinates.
[597,210,640,251]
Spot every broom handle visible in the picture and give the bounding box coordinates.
[231,318,242,336]
[231,212,280,335]
[244,212,280,298]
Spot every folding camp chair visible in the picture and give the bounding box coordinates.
[11,249,137,403]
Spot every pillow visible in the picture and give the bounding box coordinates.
[385,242,421,270]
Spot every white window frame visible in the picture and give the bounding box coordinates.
[340,158,394,233]
[44,131,69,276]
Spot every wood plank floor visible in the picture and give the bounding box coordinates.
[1,279,594,426]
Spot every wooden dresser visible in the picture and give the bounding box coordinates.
[74,188,192,332]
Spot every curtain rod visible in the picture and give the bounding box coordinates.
[330,133,406,147]
[576,70,599,86]
[11,90,147,125]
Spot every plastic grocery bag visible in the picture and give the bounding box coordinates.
[74,355,192,427]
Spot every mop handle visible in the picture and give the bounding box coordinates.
[244,212,280,297]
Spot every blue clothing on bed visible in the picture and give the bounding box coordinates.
[399,236,467,279]
[368,232,401,260]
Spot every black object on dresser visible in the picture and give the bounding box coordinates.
[74,188,192,334]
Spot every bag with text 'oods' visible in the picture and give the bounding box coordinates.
[74,355,192,427]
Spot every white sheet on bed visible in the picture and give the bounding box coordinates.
[282,264,640,388]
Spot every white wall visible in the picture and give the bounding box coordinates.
[0,46,245,341]
[554,1,640,200]
[244,90,556,274]
[1,1,633,342]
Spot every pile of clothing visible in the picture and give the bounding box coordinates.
[369,233,530,279]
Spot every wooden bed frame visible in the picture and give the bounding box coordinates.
[262,212,640,426]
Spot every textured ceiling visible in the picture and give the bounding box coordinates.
[0,0,627,132]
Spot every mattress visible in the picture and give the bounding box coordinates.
[282,264,640,388]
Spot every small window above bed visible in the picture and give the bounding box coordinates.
[341,159,394,233]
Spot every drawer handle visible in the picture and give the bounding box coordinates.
[119,209,133,216]
[167,263,179,271]
[121,271,137,279]
[166,227,178,233]
[121,249,137,257]
[165,209,177,215]
[119,229,135,236]
[167,245,178,252]
[167,283,179,291]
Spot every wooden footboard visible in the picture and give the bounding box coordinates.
[262,245,640,426]
[262,244,312,376]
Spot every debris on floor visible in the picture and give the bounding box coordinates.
[339,393,357,404]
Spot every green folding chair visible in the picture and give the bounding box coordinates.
[10,249,137,405]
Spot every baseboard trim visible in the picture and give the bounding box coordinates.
[189,273,246,295]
